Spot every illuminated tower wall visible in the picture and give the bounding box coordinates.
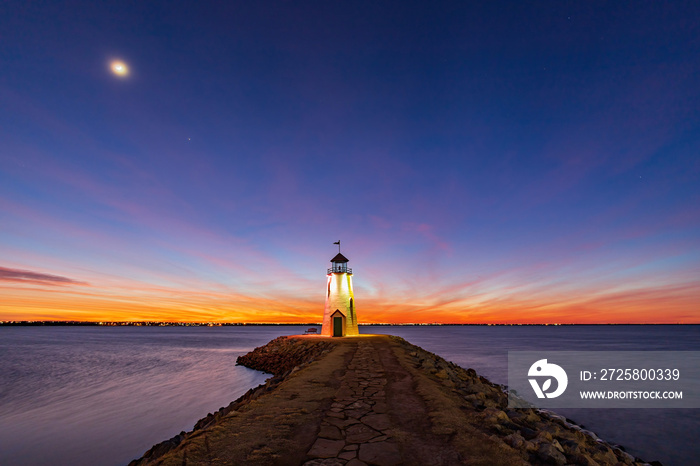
[321,253,358,336]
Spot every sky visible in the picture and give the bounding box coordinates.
[1,1,698,324]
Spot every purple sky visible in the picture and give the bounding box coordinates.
[1,2,698,322]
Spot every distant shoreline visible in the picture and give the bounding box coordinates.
[1,321,696,326]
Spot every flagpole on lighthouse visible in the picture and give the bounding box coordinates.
[334,240,340,253]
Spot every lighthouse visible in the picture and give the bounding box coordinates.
[321,244,358,337]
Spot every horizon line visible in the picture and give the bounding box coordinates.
[1,321,697,326]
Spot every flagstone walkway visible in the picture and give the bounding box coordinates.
[303,341,400,466]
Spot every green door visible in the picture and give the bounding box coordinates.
[333,316,343,337]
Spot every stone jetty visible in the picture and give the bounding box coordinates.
[130,335,652,466]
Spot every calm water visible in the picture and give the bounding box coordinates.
[1,325,698,465]
[0,326,301,465]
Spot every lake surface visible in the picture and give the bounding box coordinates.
[1,325,698,465]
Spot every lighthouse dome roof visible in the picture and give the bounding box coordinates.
[330,253,349,263]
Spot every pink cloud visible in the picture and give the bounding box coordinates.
[0,266,88,286]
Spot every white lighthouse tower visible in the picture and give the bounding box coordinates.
[321,243,358,337]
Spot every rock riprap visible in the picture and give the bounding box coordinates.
[236,336,333,376]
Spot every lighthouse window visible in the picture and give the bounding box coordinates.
[327,281,330,297]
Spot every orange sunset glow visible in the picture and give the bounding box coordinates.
[2,258,697,324]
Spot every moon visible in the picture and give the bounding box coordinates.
[110,60,129,77]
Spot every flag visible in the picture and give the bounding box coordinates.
[333,241,340,245]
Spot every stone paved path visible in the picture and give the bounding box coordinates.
[303,341,401,466]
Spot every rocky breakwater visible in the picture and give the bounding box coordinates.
[130,335,653,466]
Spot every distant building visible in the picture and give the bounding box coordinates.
[321,248,358,337]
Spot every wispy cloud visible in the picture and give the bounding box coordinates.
[0,267,88,286]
